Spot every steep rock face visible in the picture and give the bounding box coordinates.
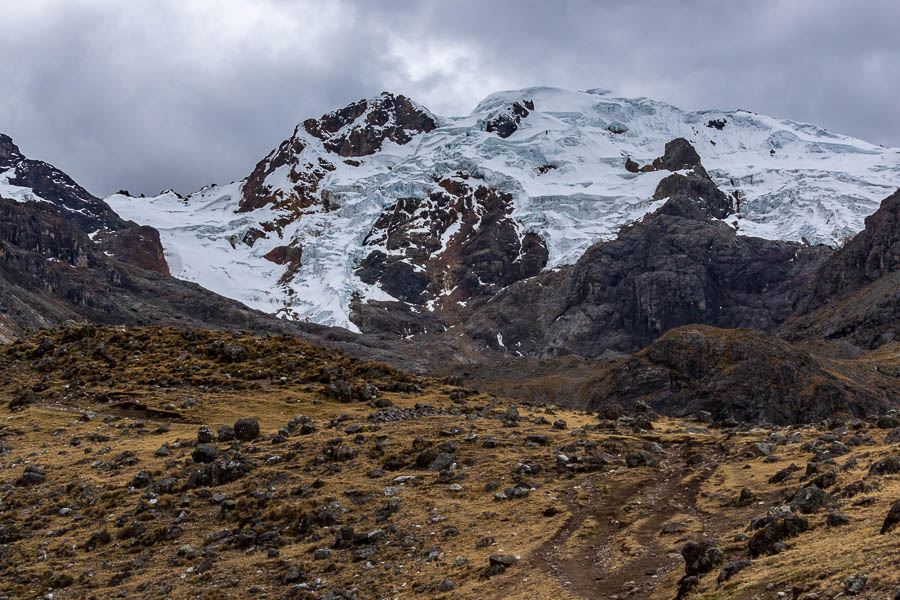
[0,197,231,330]
[239,132,334,216]
[586,325,898,424]
[240,93,436,216]
[355,176,547,306]
[0,134,169,275]
[482,99,534,138]
[652,173,733,219]
[780,189,900,348]
[463,175,829,358]
[96,225,169,275]
[794,189,900,312]
[304,93,437,156]
[626,137,708,177]
[0,134,123,232]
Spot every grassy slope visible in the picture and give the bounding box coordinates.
[1,326,899,599]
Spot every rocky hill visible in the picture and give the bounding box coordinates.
[458,170,832,358]
[587,325,900,425]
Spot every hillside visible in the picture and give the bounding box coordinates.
[4,326,900,599]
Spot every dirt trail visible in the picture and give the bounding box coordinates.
[534,438,724,599]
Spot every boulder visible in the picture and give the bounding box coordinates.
[234,418,260,441]
[681,540,723,576]
[192,443,220,464]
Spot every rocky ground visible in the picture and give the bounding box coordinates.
[2,325,900,599]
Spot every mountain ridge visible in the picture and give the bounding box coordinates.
[103,87,900,331]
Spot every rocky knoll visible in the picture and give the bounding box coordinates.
[780,188,900,349]
[463,162,830,358]
[586,324,899,424]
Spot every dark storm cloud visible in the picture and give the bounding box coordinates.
[2,0,898,197]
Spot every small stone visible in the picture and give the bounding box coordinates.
[197,426,215,444]
[21,465,46,486]
[827,512,850,527]
[489,554,519,568]
[844,574,867,595]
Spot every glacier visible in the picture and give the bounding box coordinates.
[106,86,900,331]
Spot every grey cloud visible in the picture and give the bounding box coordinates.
[2,0,897,197]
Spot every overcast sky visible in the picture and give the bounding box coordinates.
[2,0,898,197]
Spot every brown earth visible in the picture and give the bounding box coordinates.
[3,325,900,599]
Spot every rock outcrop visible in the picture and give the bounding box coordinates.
[354,176,547,316]
[625,137,709,178]
[0,134,124,232]
[462,171,828,358]
[239,93,436,215]
[482,99,534,138]
[304,93,437,157]
[0,134,169,275]
[780,189,900,349]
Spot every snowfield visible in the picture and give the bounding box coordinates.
[106,87,900,331]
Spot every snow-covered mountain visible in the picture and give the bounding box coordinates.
[106,87,900,331]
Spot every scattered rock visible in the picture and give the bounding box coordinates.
[20,465,46,486]
[791,486,831,514]
[217,424,235,442]
[749,442,776,457]
[197,425,215,444]
[749,511,808,556]
[827,512,851,527]
[718,558,752,583]
[626,450,659,468]
[234,418,260,441]
[844,574,867,595]
[192,443,220,464]
[682,540,723,576]
[869,455,900,476]
[881,500,900,534]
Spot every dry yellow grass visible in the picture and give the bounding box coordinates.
[1,326,899,599]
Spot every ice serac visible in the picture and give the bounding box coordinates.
[106,87,900,331]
